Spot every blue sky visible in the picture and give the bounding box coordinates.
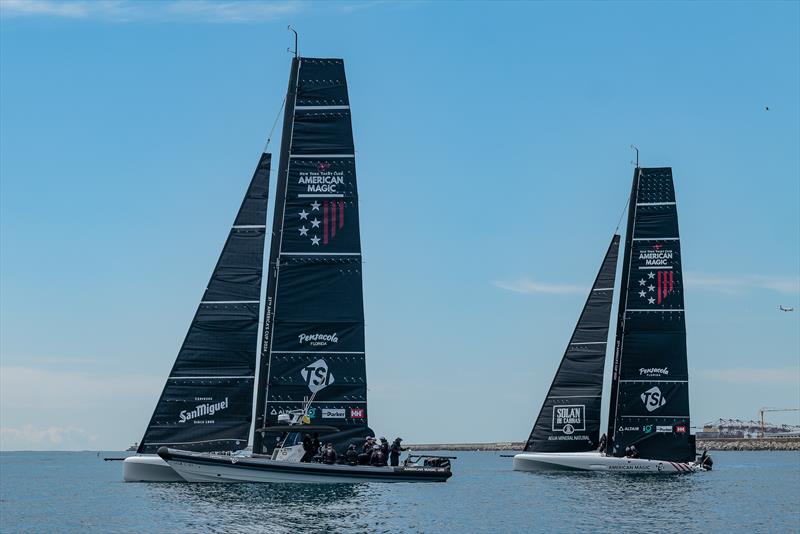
[1,0,798,450]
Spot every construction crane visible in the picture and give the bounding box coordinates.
[758,407,800,437]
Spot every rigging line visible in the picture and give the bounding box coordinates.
[614,189,631,234]
[263,96,287,152]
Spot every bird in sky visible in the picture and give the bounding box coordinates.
[778,305,794,312]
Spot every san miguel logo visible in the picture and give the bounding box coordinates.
[301,359,335,394]
[298,332,339,347]
[179,397,229,423]
[297,199,346,247]
[551,405,586,435]
[641,386,667,412]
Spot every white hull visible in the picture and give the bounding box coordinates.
[158,448,451,483]
[513,451,701,474]
[123,455,186,482]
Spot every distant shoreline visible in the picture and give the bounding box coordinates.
[406,437,800,452]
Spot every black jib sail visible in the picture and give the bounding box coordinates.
[137,153,271,454]
[253,58,370,453]
[606,167,694,462]
[523,235,620,453]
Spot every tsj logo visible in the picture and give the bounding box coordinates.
[301,359,335,393]
[641,386,667,412]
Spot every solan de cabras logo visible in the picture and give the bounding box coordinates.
[552,405,586,435]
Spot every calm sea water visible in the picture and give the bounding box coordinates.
[1,450,798,533]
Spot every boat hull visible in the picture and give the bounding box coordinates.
[123,454,186,482]
[158,447,451,483]
[513,451,701,474]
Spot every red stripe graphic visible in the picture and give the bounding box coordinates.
[323,201,329,245]
[669,271,674,293]
[657,272,662,304]
[339,201,344,229]
[331,198,337,237]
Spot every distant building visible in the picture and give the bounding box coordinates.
[698,418,800,439]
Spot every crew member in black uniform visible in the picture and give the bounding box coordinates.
[322,443,337,465]
[389,437,407,467]
[345,443,359,466]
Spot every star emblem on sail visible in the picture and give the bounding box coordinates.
[638,271,674,305]
[298,200,345,246]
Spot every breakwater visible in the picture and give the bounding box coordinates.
[407,437,800,452]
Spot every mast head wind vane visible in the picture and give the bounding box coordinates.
[630,144,639,168]
[287,25,298,58]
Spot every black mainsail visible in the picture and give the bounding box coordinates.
[606,167,694,462]
[138,153,271,454]
[253,58,370,453]
[523,235,620,452]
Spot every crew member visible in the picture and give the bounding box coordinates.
[369,443,387,467]
[322,443,337,465]
[598,433,607,455]
[379,437,389,458]
[301,434,314,463]
[389,437,407,467]
[345,444,359,466]
[358,436,375,465]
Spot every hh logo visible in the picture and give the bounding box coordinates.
[551,405,586,435]
[675,425,687,434]
[301,359,335,393]
[350,408,365,419]
[640,386,666,412]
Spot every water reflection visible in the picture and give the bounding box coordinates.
[147,483,381,533]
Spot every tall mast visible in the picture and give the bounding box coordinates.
[253,58,300,453]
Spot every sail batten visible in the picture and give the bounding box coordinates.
[607,167,694,462]
[253,58,370,454]
[137,153,271,454]
[523,235,620,453]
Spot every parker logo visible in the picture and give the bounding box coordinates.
[641,386,667,412]
[552,405,586,435]
[639,367,669,377]
[179,397,229,423]
[350,407,365,419]
[656,425,673,433]
[298,333,339,346]
[322,408,345,419]
[675,425,687,434]
[301,359,335,393]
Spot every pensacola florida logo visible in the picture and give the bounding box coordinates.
[552,405,586,435]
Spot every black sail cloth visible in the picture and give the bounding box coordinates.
[607,167,694,462]
[254,58,372,454]
[524,235,620,452]
[138,153,271,454]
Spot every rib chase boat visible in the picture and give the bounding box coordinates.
[513,167,712,474]
[125,50,453,483]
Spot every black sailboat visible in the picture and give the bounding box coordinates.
[124,153,271,481]
[514,166,709,473]
[156,54,452,483]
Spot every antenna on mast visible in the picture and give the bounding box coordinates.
[287,25,298,58]
[630,144,639,167]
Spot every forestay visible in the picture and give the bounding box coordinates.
[253,58,371,453]
[138,153,271,454]
[524,235,620,452]
[607,167,694,462]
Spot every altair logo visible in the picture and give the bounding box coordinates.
[298,333,339,346]
[301,359,335,394]
[641,386,667,412]
[179,397,229,423]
